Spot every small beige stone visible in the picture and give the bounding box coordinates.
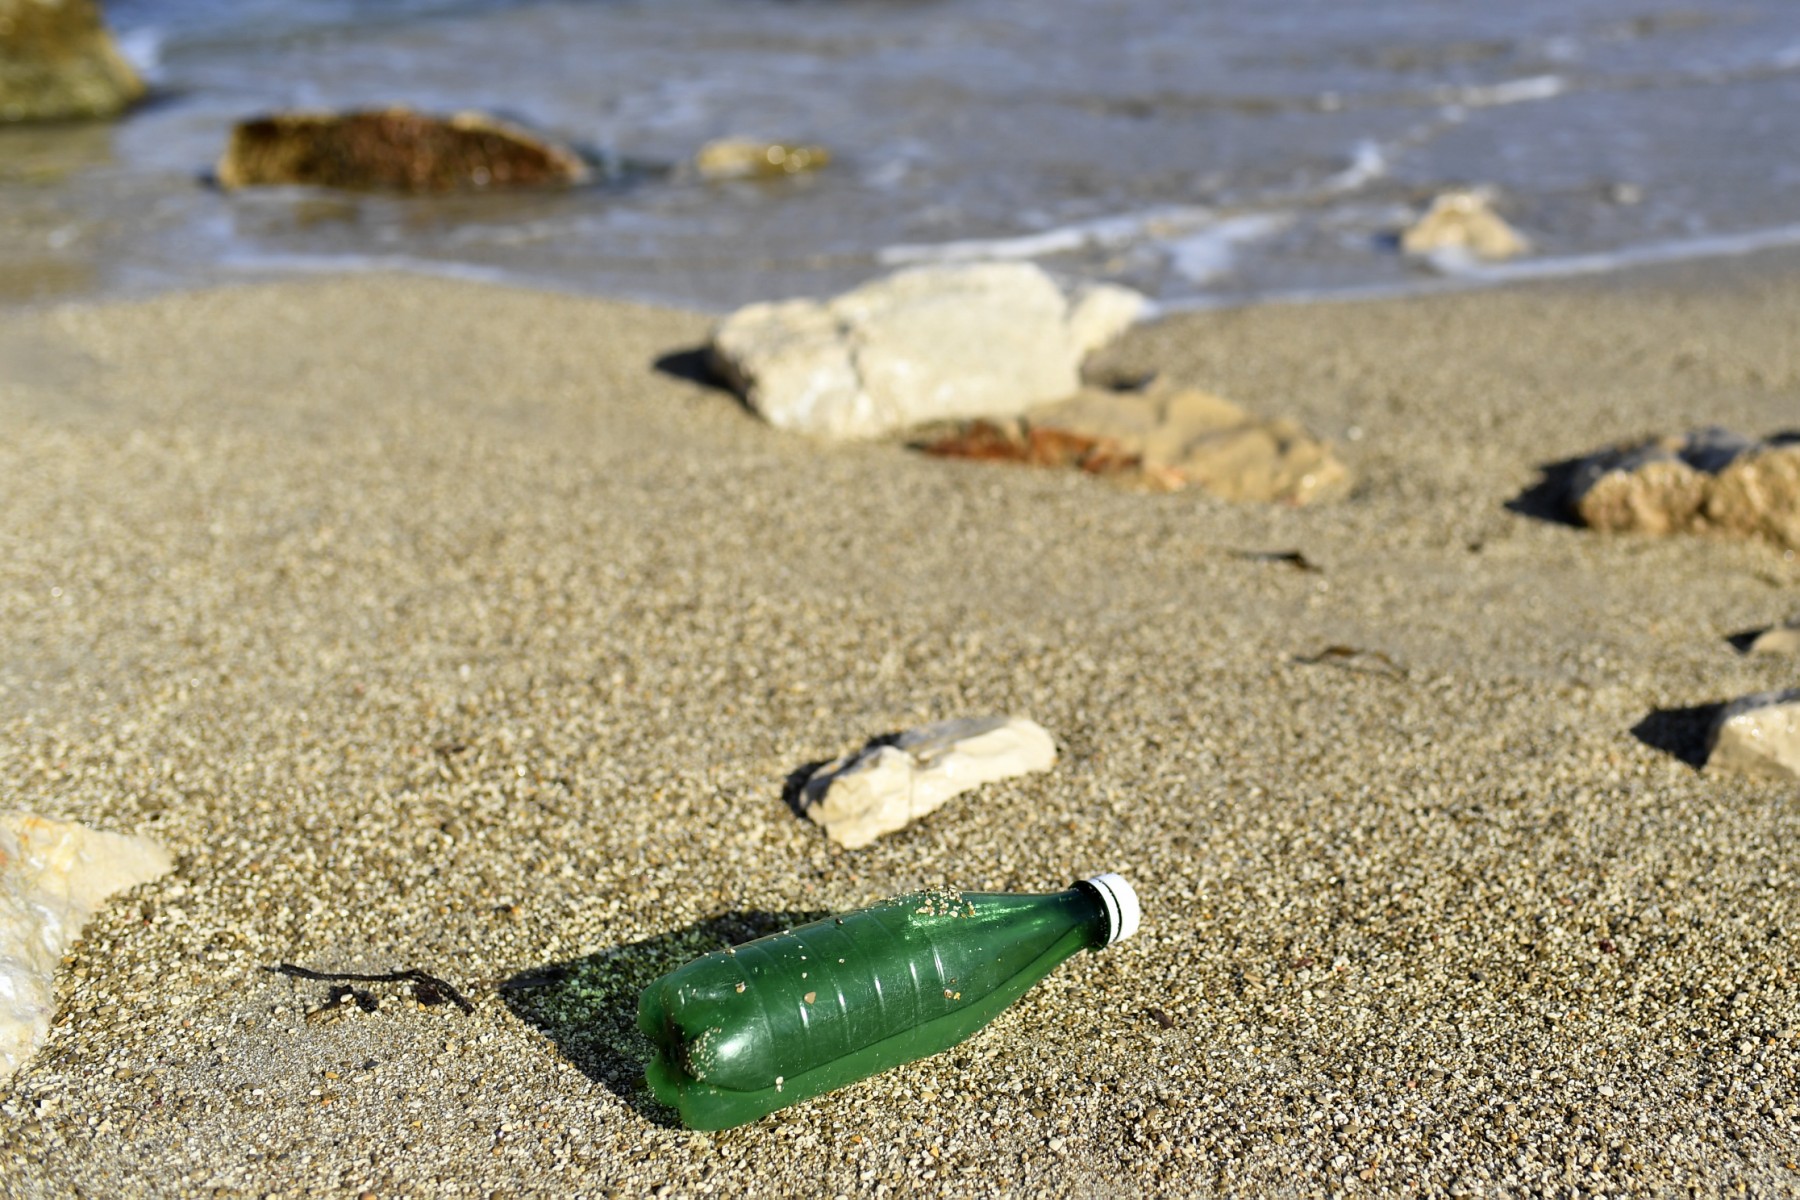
[1575,454,1707,536]
[1748,619,1800,657]
[801,717,1057,849]
[1400,190,1530,263]
[1,813,172,1079]
[926,383,1352,505]
[694,139,831,180]
[1705,691,1800,781]
[1704,442,1800,550]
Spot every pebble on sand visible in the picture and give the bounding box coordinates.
[921,383,1353,504]
[694,139,831,180]
[0,0,144,123]
[215,107,591,192]
[1,812,172,1080]
[1705,690,1800,782]
[1400,190,1530,264]
[1564,428,1800,551]
[1748,618,1800,656]
[708,262,1146,439]
[801,717,1057,849]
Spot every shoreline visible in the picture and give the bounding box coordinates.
[16,212,1800,321]
[2,251,1798,1195]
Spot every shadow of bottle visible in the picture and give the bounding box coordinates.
[499,909,830,1125]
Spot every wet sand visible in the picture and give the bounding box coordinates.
[1,254,1798,1194]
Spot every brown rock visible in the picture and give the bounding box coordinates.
[216,107,589,192]
[922,382,1352,505]
[0,0,144,122]
[1566,429,1800,550]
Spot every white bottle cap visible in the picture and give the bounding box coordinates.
[1081,873,1141,945]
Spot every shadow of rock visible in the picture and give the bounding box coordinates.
[500,909,828,1125]
[652,346,734,393]
[1506,456,1587,526]
[1727,628,1766,655]
[780,730,912,823]
[1630,703,1724,770]
[780,758,832,821]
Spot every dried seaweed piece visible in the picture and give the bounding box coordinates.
[1295,645,1406,678]
[272,963,474,1014]
[918,421,1139,474]
[1233,549,1321,573]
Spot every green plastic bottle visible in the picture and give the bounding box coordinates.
[637,873,1141,1130]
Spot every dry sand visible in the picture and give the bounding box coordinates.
[1,254,1798,1196]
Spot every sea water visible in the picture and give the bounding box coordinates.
[3,0,1799,310]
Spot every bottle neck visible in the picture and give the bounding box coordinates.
[1073,874,1138,946]
[954,885,1112,960]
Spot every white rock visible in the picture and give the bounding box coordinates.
[801,716,1057,848]
[1065,282,1150,358]
[1,812,172,1080]
[710,263,1147,439]
[1705,690,1800,782]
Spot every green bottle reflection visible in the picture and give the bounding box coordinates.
[638,874,1141,1130]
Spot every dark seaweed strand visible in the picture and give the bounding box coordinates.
[271,964,475,1014]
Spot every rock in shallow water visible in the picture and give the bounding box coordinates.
[1400,190,1529,264]
[1564,428,1800,550]
[1,812,172,1079]
[694,138,830,180]
[709,263,1146,439]
[1705,691,1800,782]
[801,717,1056,849]
[216,107,590,192]
[921,384,1352,504]
[0,0,143,123]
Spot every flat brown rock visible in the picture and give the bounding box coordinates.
[216,107,590,192]
[1566,428,1800,550]
[0,0,144,122]
[922,383,1352,504]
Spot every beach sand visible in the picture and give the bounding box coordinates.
[1,255,1797,1195]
